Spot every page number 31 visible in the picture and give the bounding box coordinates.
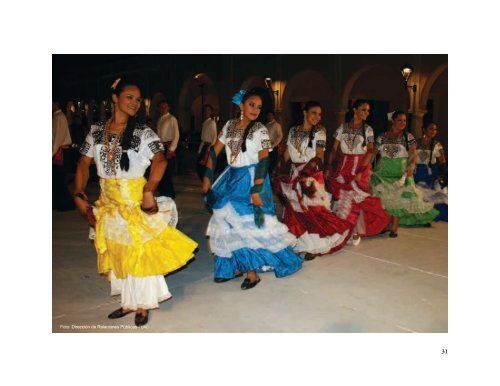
[441,349,448,354]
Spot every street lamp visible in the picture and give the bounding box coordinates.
[195,73,206,120]
[401,64,417,93]
[199,83,205,118]
[265,77,279,110]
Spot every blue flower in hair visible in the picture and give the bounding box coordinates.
[232,90,247,106]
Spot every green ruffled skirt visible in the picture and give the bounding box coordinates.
[370,157,438,225]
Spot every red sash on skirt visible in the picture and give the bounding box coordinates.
[274,162,351,255]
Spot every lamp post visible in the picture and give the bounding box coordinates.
[200,83,205,118]
[401,64,418,113]
[401,64,417,93]
[195,73,206,123]
[265,77,279,112]
[401,64,424,137]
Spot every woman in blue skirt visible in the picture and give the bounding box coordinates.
[202,89,303,290]
[414,122,448,221]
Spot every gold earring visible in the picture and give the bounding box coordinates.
[240,110,244,121]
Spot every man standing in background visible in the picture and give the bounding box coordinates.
[157,100,179,198]
[52,100,75,211]
[196,104,217,180]
[265,111,283,175]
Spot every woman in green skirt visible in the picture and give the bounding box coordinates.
[371,111,438,237]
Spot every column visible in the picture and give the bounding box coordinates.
[410,109,426,139]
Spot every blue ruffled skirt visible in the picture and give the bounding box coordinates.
[414,164,448,222]
[206,164,302,279]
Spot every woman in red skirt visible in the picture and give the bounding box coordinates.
[325,100,391,245]
[275,101,351,260]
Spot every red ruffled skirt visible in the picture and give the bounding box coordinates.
[327,154,391,236]
[275,163,351,255]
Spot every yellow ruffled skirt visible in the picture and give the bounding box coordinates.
[93,177,197,280]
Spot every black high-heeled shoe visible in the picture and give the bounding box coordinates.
[241,277,261,290]
[135,311,149,327]
[389,231,398,238]
[108,308,133,319]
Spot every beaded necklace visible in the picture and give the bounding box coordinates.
[227,120,246,164]
[291,125,311,158]
[103,120,125,162]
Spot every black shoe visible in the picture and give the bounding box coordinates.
[241,277,261,290]
[108,308,133,319]
[214,271,243,283]
[389,231,398,238]
[135,311,149,327]
[304,253,316,261]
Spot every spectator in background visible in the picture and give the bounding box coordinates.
[196,104,218,180]
[156,100,179,198]
[265,111,283,175]
[52,100,75,211]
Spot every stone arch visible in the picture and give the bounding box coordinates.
[178,73,219,138]
[340,63,408,135]
[281,69,334,135]
[340,64,379,110]
[421,64,448,151]
[419,62,448,111]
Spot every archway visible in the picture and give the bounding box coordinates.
[281,70,334,137]
[341,64,407,136]
[419,62,448,111]
[421,65,448,152]
[178,73,219,140]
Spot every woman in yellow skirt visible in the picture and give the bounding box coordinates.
[73,78,197,327]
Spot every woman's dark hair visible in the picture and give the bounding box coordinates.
[350,99,370,147]
[240,88,263,153]
[391,110,407,121]
[424,121,438,130]
[390,110,409,150]
[111,78,141,171]
[158,99,170,108]
[424,122,438,167]
[353,99,369,110]
[303,100,322,148]
[345,99,369,122]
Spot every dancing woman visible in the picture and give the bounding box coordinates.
[414,122,448,221]
[275,101,351,260]
[325,100,391,245]
[370,111,439,237]
[74,78,197,326]
[202,89,302,290]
